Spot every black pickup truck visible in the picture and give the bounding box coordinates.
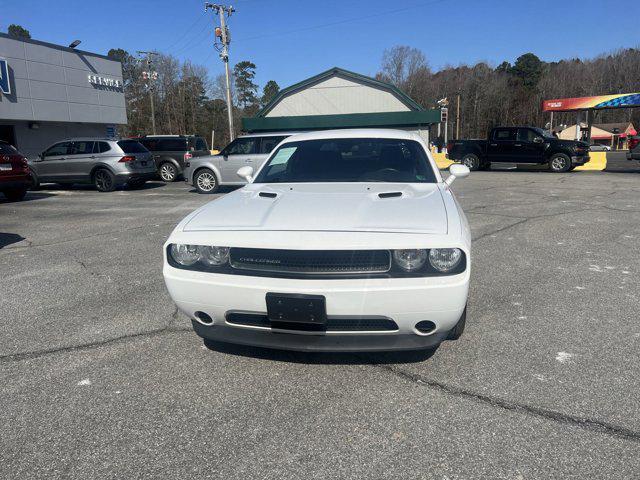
[446,126,590,172]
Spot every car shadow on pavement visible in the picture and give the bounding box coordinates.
[203,339,439,365]
[0,192,56,203]
[0,233,26,249]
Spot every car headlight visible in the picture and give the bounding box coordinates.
[170,244,200,266]
[428,248,462,273]
[168,244,230,267]
[393,249,428,272]
[199,246,229,266]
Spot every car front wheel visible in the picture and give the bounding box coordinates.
[549,153,572,173]
[447,307,467,341]
[159,162,178,182]
[194,169,219,194]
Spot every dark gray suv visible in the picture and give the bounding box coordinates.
[29,138,156,192]
[136,135,210,182]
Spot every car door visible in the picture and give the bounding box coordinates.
[36,141,73,181]
[65,140,96,181]
[516,128,544,163]
[487,128,517,163]
[220,137,260,182]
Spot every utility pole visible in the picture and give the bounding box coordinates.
[456,93,461,140]
[205,3,235,141]
[138,51,158,135]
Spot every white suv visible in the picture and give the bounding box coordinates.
[164,129,471,352]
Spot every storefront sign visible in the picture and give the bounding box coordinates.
[87,74,122,88]
[0,58,11,95]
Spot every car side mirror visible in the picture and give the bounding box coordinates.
[445,164,470,186]
[237,166,254,182]
[533,136,544,144]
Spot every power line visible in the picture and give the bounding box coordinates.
[163,12,209,53]
[170,21,214,56]
[236,0,447,43]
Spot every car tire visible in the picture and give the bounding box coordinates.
[3,188,28,202]
[159,162,178,182]
[194,169,219,194]
[94,168,116,192]
[29,172,40,190]
[447,307,467,341]
[549,153,572,173]
[462,154,481,171]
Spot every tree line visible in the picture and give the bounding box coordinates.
[376,45,640,140]
[7,24,638,144]
[107,49,280,149]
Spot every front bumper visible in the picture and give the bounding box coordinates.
[571,154,590,165]
[164,266,469,351]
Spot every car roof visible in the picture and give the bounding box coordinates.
[52,137,124,142]
[239,132,300,138]
[280,128,419,143]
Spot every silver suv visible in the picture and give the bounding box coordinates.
[30,138,156,192]
[183,133,295,193]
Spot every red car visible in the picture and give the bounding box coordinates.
[0,141,31,202]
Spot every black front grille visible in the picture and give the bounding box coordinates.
[229,248,391,275]
[225,312,398,332]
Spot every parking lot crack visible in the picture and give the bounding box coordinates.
[368,362,640,444]
[0,314,190,364]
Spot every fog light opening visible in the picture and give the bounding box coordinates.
[194,311,214,326]
[415,320,436,335]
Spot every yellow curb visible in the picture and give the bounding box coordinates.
[433,153,454,169]
[575,152,606,171]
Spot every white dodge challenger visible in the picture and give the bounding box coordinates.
[163,129,471,352]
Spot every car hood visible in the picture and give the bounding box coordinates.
[183,183,448,234]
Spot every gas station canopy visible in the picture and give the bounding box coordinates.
[542,93,640,112]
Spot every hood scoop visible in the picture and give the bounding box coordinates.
[378,191,403,199]
[258,191,278,199]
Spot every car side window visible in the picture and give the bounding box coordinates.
[493,129,516,141]
[96,142,111,153]
[517,129,538,143]
[157,138,188,151]
[259,136,286,154]
[195,138,208,151]
[225,138,257,155]
[44,142,72,157]
[70,141,95,155]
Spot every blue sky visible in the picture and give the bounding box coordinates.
[2,0,636,91]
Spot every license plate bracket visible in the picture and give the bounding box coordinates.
[266,293,327,331]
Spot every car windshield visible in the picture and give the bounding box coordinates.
[117,140,148,154]
[532,127,555,139]
[253,138,437,184]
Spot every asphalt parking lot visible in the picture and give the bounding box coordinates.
[2,167,640,479]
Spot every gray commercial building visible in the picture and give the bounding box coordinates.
[0,33,126,159]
